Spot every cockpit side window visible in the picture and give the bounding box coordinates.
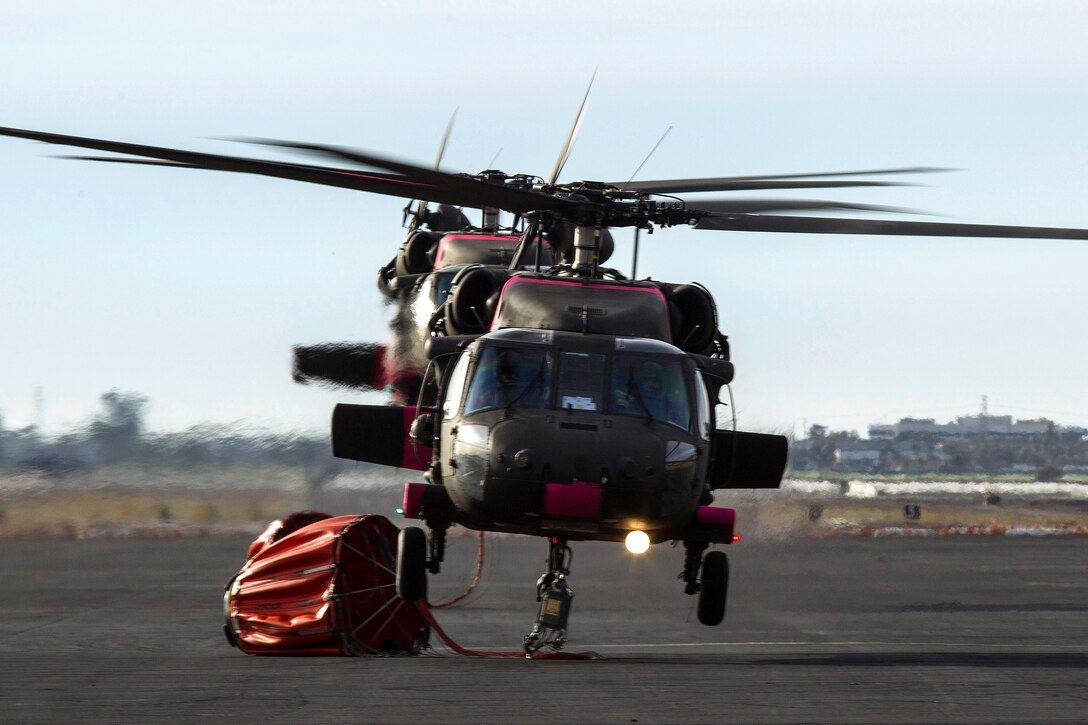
[431,269,458,305]
[442,351,472,418]
[609,355,692,432]
[557,352,606,411]
[695,371,712,440]
[463,346,552,415]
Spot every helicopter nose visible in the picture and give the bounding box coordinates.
[489,418,662,485]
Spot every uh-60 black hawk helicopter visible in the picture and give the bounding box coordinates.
[5,119,1088,655]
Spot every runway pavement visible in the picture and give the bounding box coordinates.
[1,530,1086,723]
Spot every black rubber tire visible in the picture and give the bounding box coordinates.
[222,575,239,647]
[697,550,729,626]
[396,526,428,602]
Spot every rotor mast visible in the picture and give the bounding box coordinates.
[572,224,601,275]
[477,169,507,232]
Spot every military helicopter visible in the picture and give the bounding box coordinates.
[5,119,1088,654]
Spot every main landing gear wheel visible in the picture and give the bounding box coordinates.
[697,550,729,626]
[396,526,428,602]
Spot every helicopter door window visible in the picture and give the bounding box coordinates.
[695,372,712,440]
[557,352,606,411]
[610,356,693,432]
[463,346,552,415]
[431,269,458,305]
[442,351,472,418]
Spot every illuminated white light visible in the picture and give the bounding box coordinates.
[624,530,650,555]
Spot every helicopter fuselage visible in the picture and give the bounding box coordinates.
[432,329,712,542]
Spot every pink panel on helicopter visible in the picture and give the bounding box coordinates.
[400,406,432,471]
[402,482,426,519]
[696,506,736,527]
[491,274,670,341]
[544,482,603,519]
[433,234,520,268]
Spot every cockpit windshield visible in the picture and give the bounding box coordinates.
[463,346,553,415]
[459,343,692,432]
[609,355,691,431]
[558,352,606,411]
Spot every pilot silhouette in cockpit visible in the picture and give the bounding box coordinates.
[474,350,522,410]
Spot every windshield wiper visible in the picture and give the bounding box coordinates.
[626,372,655,424]
[505,360,547,416]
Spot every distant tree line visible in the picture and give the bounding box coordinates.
[0,390,339,477]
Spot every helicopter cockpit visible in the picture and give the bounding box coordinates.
[425,329,716,543]
[462,346,553,414]
[443,330,709,437]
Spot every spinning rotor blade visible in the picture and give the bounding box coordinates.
[56,155,198,168]
[293,343,390,391]
[615,166,952,193]
[0,125,574,214]
[616,177,909,194]
[683,199,922,215]
[434,109,457,171]
[710,165,950,181]
[695,212,1088,240]
[414,108,459,229]
[239,137,576,215]
[549,70,595,185]
[0,125,449,201]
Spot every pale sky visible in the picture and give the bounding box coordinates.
[3,0,1088,437]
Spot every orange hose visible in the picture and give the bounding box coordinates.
[418,602,594,659]
[431,531,486,609]
[415,536,596,660]
[417,601,523,657]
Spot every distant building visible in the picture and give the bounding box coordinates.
[868,415,1086,440]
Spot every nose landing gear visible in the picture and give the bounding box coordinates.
[524,537,574,656]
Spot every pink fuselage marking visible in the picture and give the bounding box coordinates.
[544,482,603,519]
[400,407,432,471]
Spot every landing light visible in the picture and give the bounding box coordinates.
[624,530,650,555]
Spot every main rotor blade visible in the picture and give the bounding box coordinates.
[57,155,198,168]
[626,126,673,186]
[614,166,952,193]
[415,108,460,229]
[549,70,595,185]
[0,125,460,202]
[683,198,923,215]
[716,165,951,181]
[695,212,1088,240]
[434,108,457,171]
[618,177,911,194]
[240,137,577,215]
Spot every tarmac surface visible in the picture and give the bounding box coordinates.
[2,531,1086,723]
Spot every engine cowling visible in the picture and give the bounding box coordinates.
[443,265,509,335]
[657,282,719,354]
[395,230,442,277]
